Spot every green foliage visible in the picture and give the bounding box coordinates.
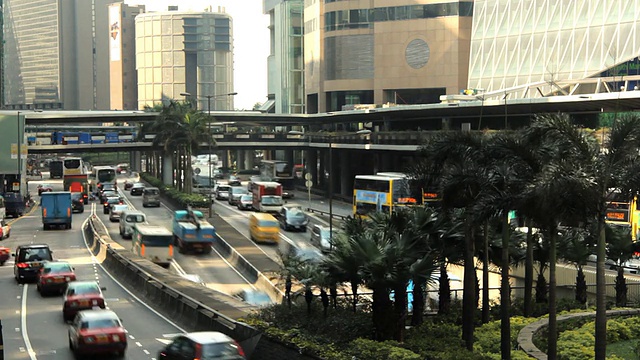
[556,316,640,360]
[473,317,538,355]
[140,172,209,208]
[344,339,421,360]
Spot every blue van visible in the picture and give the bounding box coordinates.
[41,191,72,230]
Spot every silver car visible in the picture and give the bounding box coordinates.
[310,224,334,253]
[228,186,248,205]
[109,204,129,222]
[215,184,231,200]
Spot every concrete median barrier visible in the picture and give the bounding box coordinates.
[82,216,262,358]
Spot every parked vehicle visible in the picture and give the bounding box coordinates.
[41,191,72,230]
[248,213,280,244]
[158,332,245,360]
[275,205,309,232]
[13,244,54,283]
[251,181,283,213]
[142,187,161,207]
[172,208,216,254]
[119,210,147,239]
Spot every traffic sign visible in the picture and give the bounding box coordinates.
[194,167,201,175]
[305,180,313,188]
[305,173,312,180]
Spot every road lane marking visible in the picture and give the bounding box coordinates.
[21,285,37,360]
[144,349,150,355]
[136,341,142,347]
[156,338,173,345]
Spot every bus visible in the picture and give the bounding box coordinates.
[89,166,117,192]
[353,174,421,217]
[605,191,640,240]
[376,172,440,207]
[63,157,85,176]
[49,160,63,179]
[131,224,174,268]
[260,160,294,189]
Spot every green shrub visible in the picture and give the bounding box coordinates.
[140,173,209,209]
[345,339,421,360]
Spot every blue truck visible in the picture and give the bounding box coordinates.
[41,191,72,230]
[172,208,216,254]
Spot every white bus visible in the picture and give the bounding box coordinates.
[89,166,117,191]
[63,157,85,176]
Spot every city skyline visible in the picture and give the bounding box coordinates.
[126,0,269,110]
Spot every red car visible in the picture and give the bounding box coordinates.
[37,261,76,295]
[68,309,127,357]
[37,183,54,196]
[63,281,107,322]
[0,246,10,266]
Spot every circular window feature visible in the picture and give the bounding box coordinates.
[405,39,430,69]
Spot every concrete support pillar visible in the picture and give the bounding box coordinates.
[244,150,254,170]
[162,151,173,186]
[223,150,231,168]
[131,151,142,172]
[284,150,294,169]
[308,149,318,187]
[339,150,351,199]
[236,150,244,170]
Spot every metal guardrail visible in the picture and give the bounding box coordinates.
[305,207,349,221]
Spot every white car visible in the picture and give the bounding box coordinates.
[109,204,129,222]
[0,219,10,239]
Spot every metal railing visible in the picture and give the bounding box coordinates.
[306,207,349,221]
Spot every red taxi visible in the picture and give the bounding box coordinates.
[0,219,10,239]
[63,281,107,322]
[0,246,10,266]
[68,309,127,357]
[36,261,76,295]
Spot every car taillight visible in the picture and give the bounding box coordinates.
[79,199,83,204]
[16,263,28,268]
[234,341,246,357]
[195,343,202,360]
[104,202,108,205]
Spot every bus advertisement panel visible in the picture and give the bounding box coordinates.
[353,175,419,217]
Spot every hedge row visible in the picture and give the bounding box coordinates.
[140,172,209,209]
[557,316,640,360]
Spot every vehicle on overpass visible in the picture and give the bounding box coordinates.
[172,208,215,254]
[132,224,174,268]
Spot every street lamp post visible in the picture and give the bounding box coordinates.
[180,91,237,218]
[17,111,21,193]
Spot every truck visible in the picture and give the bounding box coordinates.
[1,192,26,217]
[251,181,284,213]
[172,208,216,254]
[40,191,72,230]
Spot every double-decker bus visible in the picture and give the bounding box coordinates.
[260,160,294,189]
[49,160,64,179]
[605,191,640,240]
[353,174,421,217]
[376,172,440,208]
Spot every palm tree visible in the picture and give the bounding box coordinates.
[605,223,636,307]
[558,227,595,306]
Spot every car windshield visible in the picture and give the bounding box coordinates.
[18,248,52,262]
[144,189,159,195]
[133,183,144,188]
[258,220,278,227]
[287,208,306,218]
[106,197,121,204]
[102,185,115,191]
[125,215,146,223]
[68,283,100,296]
[218,186,230,192]
[81,318,120,330]
[201,343,241,358]
[43,262,73,274]
[240,194,252,201]
[102,191,117,197]
[112,205,128,212]
[231,187,245,194]
[71,193,83,200]
[262,196,283,206]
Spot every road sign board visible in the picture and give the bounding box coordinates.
[305,180,313,188]
[305,173,312,180]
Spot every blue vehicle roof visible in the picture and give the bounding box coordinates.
[175,210,204,219]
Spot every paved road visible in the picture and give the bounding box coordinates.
[0,180,183,360]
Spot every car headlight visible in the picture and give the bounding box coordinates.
[112,334,121,342]
[92,299,98,305]
[65,277,71,282]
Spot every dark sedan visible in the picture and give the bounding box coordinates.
[103,197,123,214]
[130,183,145,196]
[71,192,85,213]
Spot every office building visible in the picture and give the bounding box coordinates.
[303,0,473,113]
[135,8,234,111]
[109,2,145,110]
[3,0,112,110]
[263,0,305,114]
[468,0,640,96]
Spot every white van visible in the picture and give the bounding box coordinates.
[119,210,147,239]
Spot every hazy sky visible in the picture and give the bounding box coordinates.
[125,1,270,110]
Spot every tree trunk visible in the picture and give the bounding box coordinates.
[548,225,558,360]
[330,283,338,309]
[524,221,534,317]
[575,266,587,306]
[615,266,627,307]
[595,219,607,360]
[321,288,329,318]
[372,286,393,341]
[393,282,407,342]
[482,221,490,323]
[304,287,313,315]
[535,272,548,304]
[438,262,451,315]
[462,217,476,351]
[351,281,359,313]
[411,279,425,326]
[501,212,511,360]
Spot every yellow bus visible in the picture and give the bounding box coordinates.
[353,174,421,217]
[131,224,174,268]
[605,192,640,241]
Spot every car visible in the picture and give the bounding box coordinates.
[109,204,128,222]
[99,190,118,203]
[37,183,54,196]
[215,184,231,200]
[130,182,145,196]
[234,289,273,307]
[158,332,246,360]
[237,194,253,210]
[36,261,76,295]
[71,192,85,213]
[227,176,242,186]
[277,205,309,232]
[130,171,140,183]
[119,210,147,239]
[99,183,116,194]
[103,196,123,214]
[0,219,11,239]
[282,190,294,199]
[310,224,334,253]
[228,186,248,205]
[13,244,53,283]
[68,309,127,357]
[0,246,10,265]
[123,179,134,190]
[63,281,107,322]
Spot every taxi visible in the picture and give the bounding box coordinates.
[68,309,127,357]
[63,281,107,322]
[0,246,10,266]
[37,261,76,296]
[0,219,10,239]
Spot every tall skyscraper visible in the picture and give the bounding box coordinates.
[109,2,145,110]
[304,1,473,113]
[3,0,112,110]
[135,7,234,111]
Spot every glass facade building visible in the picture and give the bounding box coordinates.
[468,0,640,97]
[135,10,234,111]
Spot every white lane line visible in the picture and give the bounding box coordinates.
[80,217,186,333]
[136,341,142,347]
[144,349,150,355]
[21,285,37,360]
